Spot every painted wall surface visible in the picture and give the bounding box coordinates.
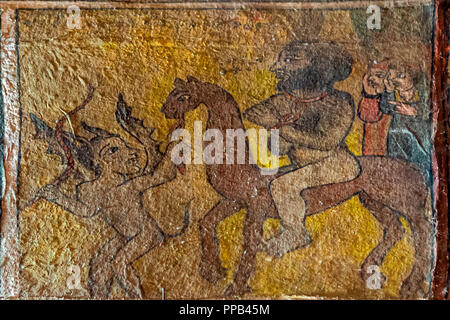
[0,1,445,300]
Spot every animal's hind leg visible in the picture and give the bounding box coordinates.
[359,193,405,287]
[112,221,164,299]
[399,208,433,299]
[89,236,126,299]
[199,198,241,284]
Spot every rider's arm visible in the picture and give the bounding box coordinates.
[280,100,354,151]
[244,96,281,129]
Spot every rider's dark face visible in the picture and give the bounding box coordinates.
[270,47,323,92]
[270,48,311,82]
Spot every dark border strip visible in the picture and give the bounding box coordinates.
[430,0,449,300]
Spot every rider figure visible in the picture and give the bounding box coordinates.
[244,41,360,257]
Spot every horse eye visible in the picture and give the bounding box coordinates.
[109,147,119,154]
[178,95,191,102]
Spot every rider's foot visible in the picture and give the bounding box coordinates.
[262,226,311,258]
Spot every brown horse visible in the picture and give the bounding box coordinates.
[161,76,433,299]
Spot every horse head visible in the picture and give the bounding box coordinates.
[161,76,205,120]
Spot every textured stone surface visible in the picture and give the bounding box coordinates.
[0,1,447,300]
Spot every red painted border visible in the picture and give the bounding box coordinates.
[431,0,449,300]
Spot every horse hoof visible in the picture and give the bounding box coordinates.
[199,263,227,284]
[399,281,428,299]
[224,283,252,297]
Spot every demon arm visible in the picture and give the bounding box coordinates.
[33,184,100,218]
[125,140,178,192]
[115,93,163,175]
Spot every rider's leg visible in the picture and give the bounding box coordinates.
[264,150,359,257]
[264,165,312,257]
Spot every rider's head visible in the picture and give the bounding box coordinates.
[270,41,353,92]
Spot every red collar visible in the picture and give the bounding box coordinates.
[271,91,327,130]
[284,91,328,103]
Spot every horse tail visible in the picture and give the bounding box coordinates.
[164,199,193,238]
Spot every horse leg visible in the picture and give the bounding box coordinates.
[199,198,241,284]
[224,195,268,297]
[356,156,432,298]
[302,177,362,215]
[358,192,405,288]
[398,208,433,299]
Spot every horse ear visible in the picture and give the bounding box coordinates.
[174,78,186,88]
[187,76,199,83]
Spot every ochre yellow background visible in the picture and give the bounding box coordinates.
[18,8,431,299]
